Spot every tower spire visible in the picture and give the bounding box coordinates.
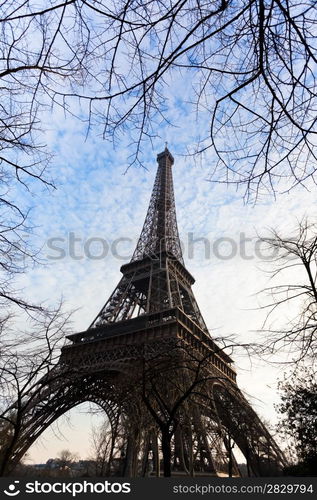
[131,147,183,263]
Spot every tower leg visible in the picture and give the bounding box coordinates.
[193,410,217,474]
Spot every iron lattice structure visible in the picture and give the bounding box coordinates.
[2,148,286,477]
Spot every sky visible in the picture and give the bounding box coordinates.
[8,68,316,464]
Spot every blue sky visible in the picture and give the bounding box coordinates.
[12,81,317,464]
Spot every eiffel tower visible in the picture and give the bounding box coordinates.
[3,147,285,477]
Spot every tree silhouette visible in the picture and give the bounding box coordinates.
[258,218,317,367]
[277,367,317,476]
[0,303,73,476]
[0,1,316,200]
